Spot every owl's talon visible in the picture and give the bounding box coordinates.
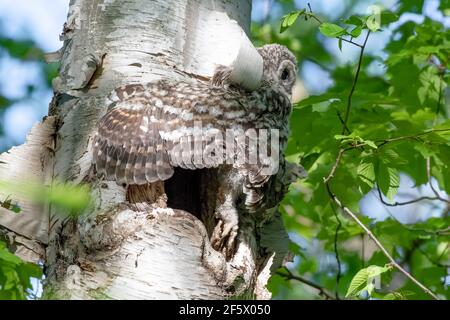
[223,226,238,259]
[211,218,238,259]
[210,220,223,248]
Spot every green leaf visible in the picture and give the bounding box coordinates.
[346,265,391,297]
[366,14,380,32]
[380,12,399,25]
[399,0,424,14]
[358,161,376,188]
[294,93,343,109]
[0,38,43,60]
[319,23,347,37]
[366,11,399,32]
[377,164,400,201]
[0,181,92,216]
[334,134,351,140]
[350,25,362,37]
[280,10,305,33]
[343,15,364,26]
[0,248,22,265]
[346,268,370,297]
[364,140,378,149]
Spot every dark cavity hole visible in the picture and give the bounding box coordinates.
[165,167,203,219]
[165,167,218,235]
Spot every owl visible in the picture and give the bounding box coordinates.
[93,44,297,258]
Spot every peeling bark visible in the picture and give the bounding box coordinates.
[0,117,56,246]
[0,0,298,299]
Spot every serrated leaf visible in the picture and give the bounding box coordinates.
[346,268,370,297]
[344,15,364,26]
[319,23,347,37]
[358,161,376,188]
[377,164,400,201]
[350,25,363,37]
[366,265,391,277]
[280,10,305,33]
[346,265,391,297]
[380,12,399,25]
[364,140,378,149]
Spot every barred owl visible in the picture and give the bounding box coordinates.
[93,44,297,257]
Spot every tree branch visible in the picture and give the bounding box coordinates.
[378,202,450,237]
[306,3,363,49]
[277,267,335,300]
[376,128,450,148]
[325,184,440,300]
[376,185,448,206]
[321,25,440,299]
[323,148,345,183]
[341,31,370,134]
[330,202,342,300]
[426,158,450,204]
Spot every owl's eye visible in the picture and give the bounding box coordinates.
[281,68,289,81]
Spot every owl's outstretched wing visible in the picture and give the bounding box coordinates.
[93,81,247,185]
[93,80,290,188]
[93,91,174,185]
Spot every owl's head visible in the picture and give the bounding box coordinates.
[257,44,297,98]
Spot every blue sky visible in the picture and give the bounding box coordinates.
[0,0,68,148]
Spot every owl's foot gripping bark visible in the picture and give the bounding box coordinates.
[211,208,239,260]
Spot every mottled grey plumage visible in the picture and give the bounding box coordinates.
[92,44,297,257]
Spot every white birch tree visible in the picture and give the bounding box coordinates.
[0,0,298,299]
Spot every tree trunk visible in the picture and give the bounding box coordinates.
[0,0,294,299]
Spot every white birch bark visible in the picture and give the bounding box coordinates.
[0,0,293,299]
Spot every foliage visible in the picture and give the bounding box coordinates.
[0,181,93,217]
[0,25,58,150]
[0,181,91,299]
[0,21,60,299]
[0,241,42,299]
[253,0,450,300]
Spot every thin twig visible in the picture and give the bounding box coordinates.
[341,30,371,134]
[437,243,449,261]
[361,234,365,268]
[306,3,363,49]
[376,185,448,206]
[323,148,345,183]
[325,184,440,300]
[426,158,450,204]
[376,197,450,236]
[277,267,335,300]
[332,128,450,155]
[330,202,342,299]
[339,37,364,48]
[434,74,443,123]
[376,128,450,148]
[335,110,351,133]
[417,246,450,269]
[311,1,441,301]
